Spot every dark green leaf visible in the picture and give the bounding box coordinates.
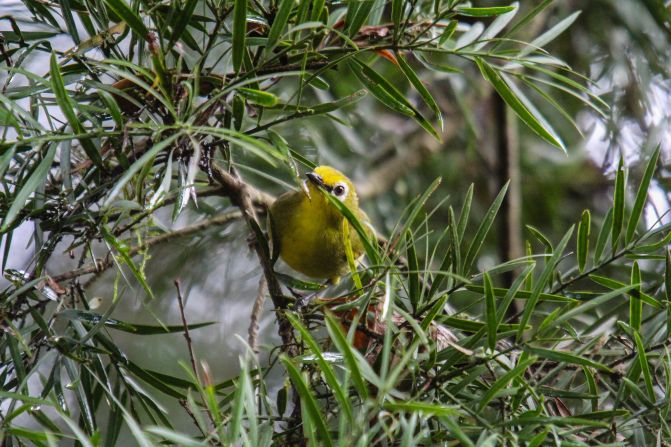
[232,0,247,72]
[50,53,103,168]
[103,0,149,38]
[237,87,279,107]
[633,330,655,401]
[524,346,611,372]
[395,52,443,130]
[58,309,215,335]
[630,261,642,330]
[612,158,625,249]
[626,145,660,243]
[475,57,565,151]
[281,356,334,447]
[1,143,56,233]
[406,231,421,311]
[590,274,661,308]
[484,272,497,351]
[104,133,180,207]
[463,182,509,274]
[101,226,154,300]
[478,357,535,411]
[325,312,368,399]
[265,0,294,55]
[168,0,199,48]
[577,209,591,273]
[594,208,613,262]
[518,226,574,340]
[457,6,516,17]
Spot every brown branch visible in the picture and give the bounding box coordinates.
[209,164,291,339]
[248,277,267,354]
[208,163,303,438]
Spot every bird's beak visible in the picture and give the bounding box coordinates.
[306,172,332,192]
[306,172,325,188]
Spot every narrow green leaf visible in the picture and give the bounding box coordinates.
[524,346,611,372]
[348,59,440,140]
[58,309,214,335]
[101,227,154,300]
[237,87,279,107]
[395,52,443,130]
[168,0,199,48]
[310,0,325,21]
[457,184,474,242]
[50,53,103,167]
[630,261,642,330]
[322,192,379,265]
[526,225,553,252]
[548,284,637,329]
[500,416,609,428]
[626,145,660,243]
[420,294,448,331]
[391,0,403,32]
[103,0,149,38]
[518,11,581,58]
[582,366,599,412]
[281,356,334,447]
[496,263,536,324]
[342,218,363,290]
[347,0,374,36]
[427,213,456,299]
[232,0,247,72]
[463,181,509,274]
[612,158,625,249]
[265,0,294,55]
[442,417,475,447]
[484,272,497,351]
[632,330,656,402]
[324,312,368,399]
[590,274,661,308]
[503,0,552,39]
[666,249,671,340]
[457,6,516,17]
[527,430,550,447]
[475,57,565,151]
[0,145,16,179]
[1,144,56,233]
[308,89,367,114]
[384,401,458,416]
[286,313,354,424]
[478,357,536,411]
[406,231,421,311]
[594,208,613,262]
[518,226,574,340]
[347,60,414,116]
[104,133,180,207]
[577,209,591,273]
[438,20,457,46]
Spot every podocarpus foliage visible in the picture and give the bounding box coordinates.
[1,0,670,445]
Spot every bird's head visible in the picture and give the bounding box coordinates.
[303,165,359,209]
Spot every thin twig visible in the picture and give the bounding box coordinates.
[175,279,199,380]
[248,277,268,353]
[51,210,243,284]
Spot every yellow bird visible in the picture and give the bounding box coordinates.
[269,166,371,284]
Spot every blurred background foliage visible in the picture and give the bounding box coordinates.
[1,0,671,445]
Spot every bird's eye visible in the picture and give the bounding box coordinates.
[333,184,346,197]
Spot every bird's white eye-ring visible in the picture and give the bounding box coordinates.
[332,182,348,199]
